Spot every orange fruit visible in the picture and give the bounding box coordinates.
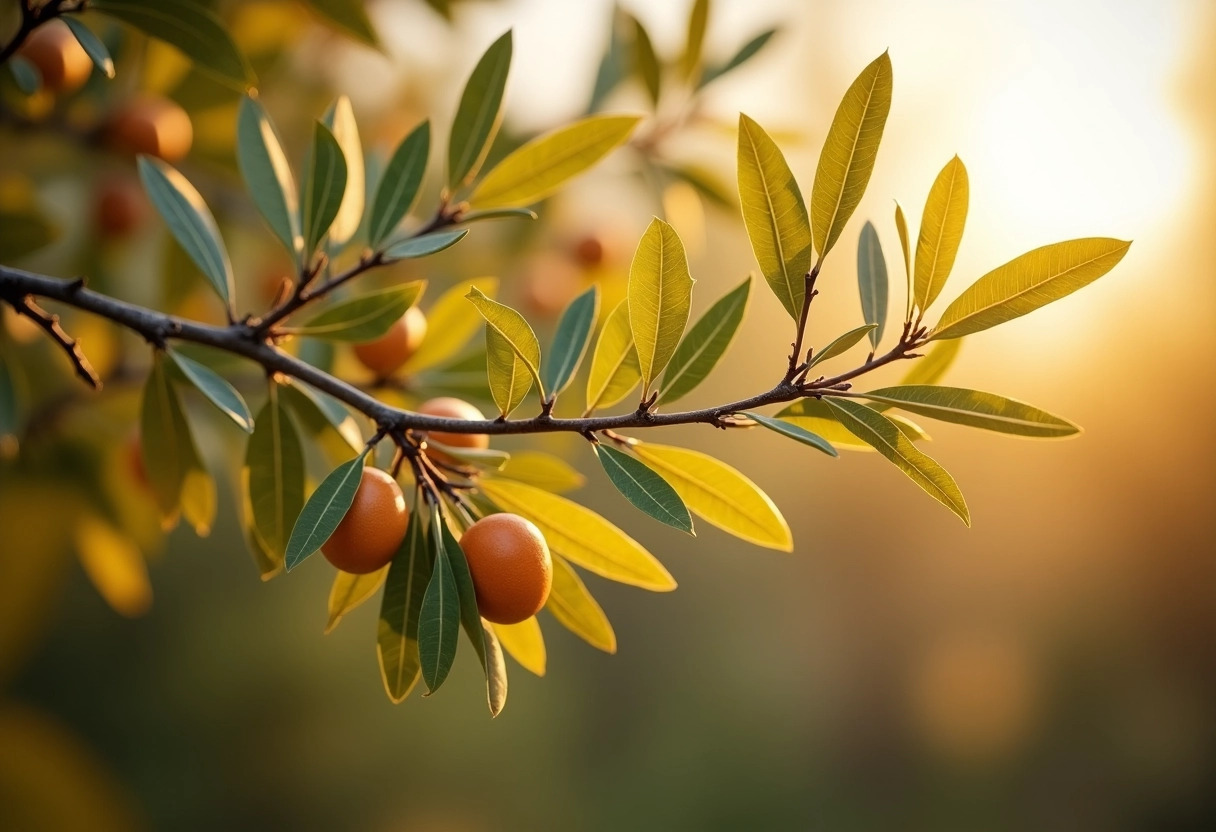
[108,96,194,162]
[353,306,427,378]
[459,513,552,624]
[416,397,488,463]
[321,468,408,574]
[519,252,583,319]
[94,175,148,239]
[18,20,92,94]
[572,234,606,268]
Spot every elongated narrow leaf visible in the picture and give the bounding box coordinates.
[901,338,961,386]
[246,390,305,557]
[546,555,616,653]
[8,57,39,95]
[241,471,281,578]
[478,479,675,590]
[467,287,544,414]
[808,324,877,369]
[61,17,115,79]
[481,621,509,716]
[700,28,778,88]
[810,51,893,259]
[737,114,812,320]
[494,451,585,493]
[180,462,217,538]
[140,355,189,518]
[167,349,253,432]
[777,397,930,451]
[404,278,498,373]
[426,442,509,471]
[326,566,389,634]
[279,381,362,461]
[301,121,348,256]
[860,386,1079,438]
[439,515,486,672]
[628,218,695,396]
[914,155,969,313]
[299,0,379,47]
[285,453,366,571]
[659,277,750,404]
[932,238,1131,341]
[418,515,460,693]
[742,411,837,457]
[137,156,233,309]
[448,31,513,189]
[459,208,538,224]
[470,115,641,209]
[493,618,546,676]
[368,121,430,247]
[377,509,431,702]
[75,514,151,618]
[589,6,630,112]
[321,96,365,250]
[585,299,641,412]
[294,282,424,341]
[630,443,792,551]
[595,445,694,533]
[382,229,468,261]
[542,286,599,397]
[631,16,661,107]
[680,0,710,80]
[236,96,301,260]
[857,221,888,348]
[821,397,969,525]
[483,327,530,417]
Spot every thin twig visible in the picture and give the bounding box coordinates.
[7,292,100,389]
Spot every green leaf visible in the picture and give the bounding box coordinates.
[301,121,348,256]
[92,0,253,88]
[285,453,367,571]
[377,508,431,702]
[478,479,676,591]
[61,17,115,79]
[137,156,233,310]
[857,221,888,349]
[859,386,1079,438]
[588,6,630,112]
[467,286,544,414]
[680,0,710,81]
[458,208,538,224]
[546,555,616,653]
[236,96,301,260]
[241,471,282,579]
[810,51,893,260]
[293,282,424,341]
[424,441,509,471]
[901,338,961,386]
[894,200,912,320]
[595,445,694,533]
[807,323,877,369]
[418,512,460,693]
[470,115,641,209]
[167,349,253,432]
[493,618,546,676]
[299,0,379,47]
[382,229,468,261]
[139,354,190,519]
[8,57,39,95]
[631,442,793,551]
[699,28,777,89]
[737,114,812,320]
[585,299,641,413]
[326,565,389,634]
[741,411,837,457]
[541,285,599,397]
[404,278,498,373]
[659,276,749,404]
[913,155,969,314]
[321,96,365,250]
[368,121,429,248]
[821,397,969,525]
[493,451,585,493]
[448,30,513,189]
[278,381,362,462]
[439,515,505,713]
[931,238,1132,341]
[246,388,306,558]
[628,218,695,396]
[631,16,661,107]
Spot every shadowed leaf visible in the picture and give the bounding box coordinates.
[449,31,513,188]
[321,96,365,250]
[857,221,888,348]
[61,17,114,78]
[285,452,367,571]
[326,566,389,634]
[294,282,424,341]
[237,96,301,260]
[542,286,599,398]
[246,388,305,557]
[301,121,348,255]
[377,509,431,702]
[368,121,429,247]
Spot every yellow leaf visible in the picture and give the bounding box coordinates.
[546,555,616,653]
[914,155,969,314]
[901,338,961,386]
[180,466,215,537]
[403,277,498,373]
[492,617,546,676]
[628,218,694,396]
[467,286,543,415]
[585,299,641,413]
[323,95,365,249]
[494,451,586,493]
[894,200,912,319]
[631,442,792,551]
[75,515,151,618]
[778,397,932,450]
[325,566,389,633]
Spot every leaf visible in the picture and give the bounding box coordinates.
[585,299,641,413]
[628,218,695,396]
[807,324,877,369]
[631,442,792,551]
[246,389,306,558]
[368,121,429,247]
[301,121,348,256]
[541,286,599,397]
[139,354,191,520]
[448,30,513,189]
[467,286,544,414]
[546,555,616,653]
[321,96,365,250]
[293,282,424,341]
[588,6,630,112]
[240,471,282,579]
[326,566,389,634]
[777,397,930,451]
[901,338,961,386]
[737,114,812,320]
[285,453,367,571]
[658,276,749,404]
[494,451,585,493]
[8,57,39,95]
[167,349,253,432]
[493,618,546,677]
[180,464,217,538]
[680,0,710,81]
[459,208,538,224]
[137,156,233,309]
[931,238,1132,341]
[382,229,468,261]
[895,200,912,320]
[236,96,301,260]
[857,221,888,349]
[859,386,1080,438]
[821,397,969,525]
[299,0,379,47]
[75,515,151,618]
[61,17,115,79]
[478,479,676,591]
[470,115,641,209]
[913,155,969,314]
[438,515,487,673]
[424,442,509,471]
[418,513,460,693]
[810,51,893,260]
[92,0,253,88]
[404,278,498,373]
[699,28,777,88]
[377,509,431,702]
[741,411,837,457]
[278,381,362,462]
[595,445,694,533]
[631,16,661,107]
[480,621,509,717]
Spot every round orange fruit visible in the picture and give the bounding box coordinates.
[353,306,427,378]
[416,397,488,463]
[459,513,552,624]
[18,21,92,94]
[321,468,408,574]
[108,96,194,162]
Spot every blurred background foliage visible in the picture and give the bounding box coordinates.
[1,0,1214,829]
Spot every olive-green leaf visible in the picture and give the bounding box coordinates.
[403,277,498,374]
[628,218,695,396]
[448,30,512,189]
[931,238,1132,341]
[478,479,676,591]
[631,442,793,551]
[546,555,616,653]
[480,620,509,717]
[810,51,893,260]
[901,338,961,386]
[285,452,367,571]
[493,451,586,493]
[658,276,749,405]
[894,200,913,320]
[241,471,282,579]
[467,286,544,414]
[382,229,468,261]
[299,0,379,47]
[737,114,812,320]
[236,96,301,260]
[326,566,388,634]
[139,354,190,519]
[493,618,546,676]
[860,386,1079,438]
[321,96,365,250]
[301,121,348,256]
[699,28,777,89]
[542,285,599,397]
[458,208,538,224]
[137,156,233,310]
[8,57,39,95]
[741,411,837,457]
[821,397,969,525]
[418,514,460,693]
[631,16,661,107]
[293,282,424,341]
[857,221,887,349]
[680,0,710,81]
[167,349,253,432]
[585,299,641,413]
[440,513,487,671]
[777,397,930,451]
[595,445,694,534]
[377,509,431,702]
[61,17,115,79]
[807,324,877,369]
[278,380,362,462]
[470,115,641,209]
[246,390,305,558]
[914,155,969,314]
[368,121,429,247]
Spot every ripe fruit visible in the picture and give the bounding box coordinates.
[572,234,605,268]
[417,397,488,462]
[93,176,148,239]
[321,468,409,574]
[353,306,427,377]
[17,21,92,94]
[108,96,194,162]
[459,513,552,624]
[519,252,582,319]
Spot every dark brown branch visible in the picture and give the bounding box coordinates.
[5,289,101,389]
[785,263,820,382]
